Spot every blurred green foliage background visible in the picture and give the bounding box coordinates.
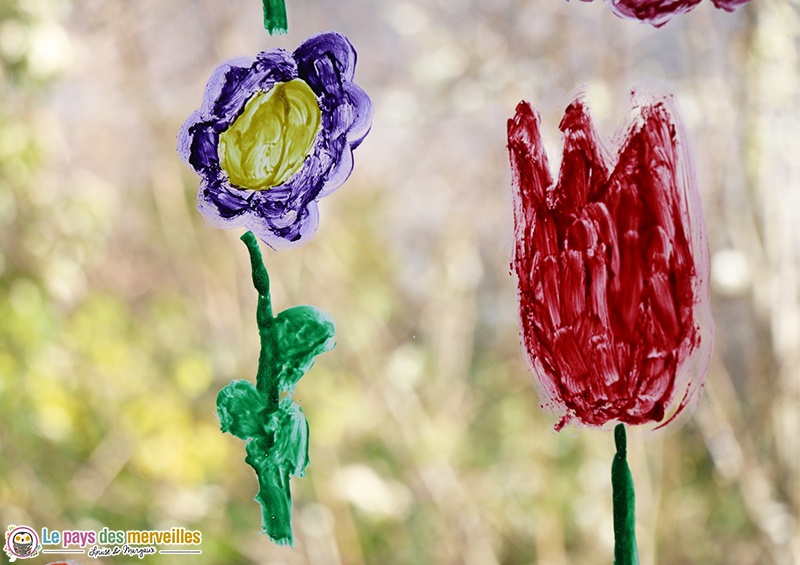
[0,0,797,564]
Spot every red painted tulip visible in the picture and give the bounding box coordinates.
[508,83,713,431]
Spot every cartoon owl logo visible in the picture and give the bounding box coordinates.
[3,525,42,561]
[13,531,32,554]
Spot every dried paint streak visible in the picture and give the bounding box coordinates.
[216,231,335,546]
[588,0,752,27]
[508,83,713,431]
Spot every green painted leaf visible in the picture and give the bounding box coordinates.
[216,379,270,441]
[272,305,336,392]
[270,396,310,477]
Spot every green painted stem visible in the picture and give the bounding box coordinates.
[241,231,278,409]
[262,0,288,35]
[241,231,271,311]
[612,424,639,565]
[216,231,335,546]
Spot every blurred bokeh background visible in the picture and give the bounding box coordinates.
[0,0,798,563]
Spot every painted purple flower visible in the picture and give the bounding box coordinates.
[177,32,372,249]
[586,0,752,27]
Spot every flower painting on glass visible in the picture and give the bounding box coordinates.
[178,31,373,250]
[177,30,372,547]
[508,82,713,433]
[508,82,714,563]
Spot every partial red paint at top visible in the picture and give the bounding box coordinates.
[508,83,713,431]
[589,0,752,27]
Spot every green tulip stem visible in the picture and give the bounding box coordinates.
[262,0,288,35]
[612,423,639,565]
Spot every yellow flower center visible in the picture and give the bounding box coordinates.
[218,79,321,190]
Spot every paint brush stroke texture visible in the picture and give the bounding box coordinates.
[178,32,372,249]
[216,232,335,545]
[508,83,713,431]
[582,0,752,27]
